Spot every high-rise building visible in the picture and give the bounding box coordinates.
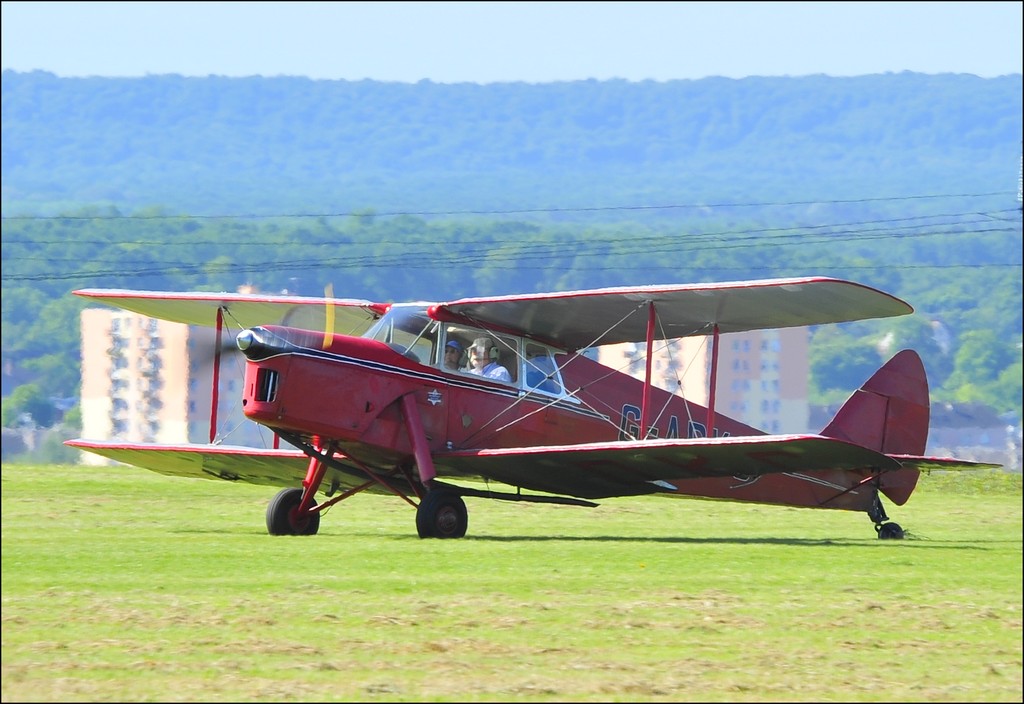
[591,327,809,434]
[78,308,267,464]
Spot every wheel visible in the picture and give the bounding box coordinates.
[416,490,468,539]
[266,487,320,536]
[877,522,904,540]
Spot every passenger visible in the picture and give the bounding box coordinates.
[443,339,463,370]
[467,336,512,382]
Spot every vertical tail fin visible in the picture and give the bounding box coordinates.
[821,349,930,454]
[820,349,929,505]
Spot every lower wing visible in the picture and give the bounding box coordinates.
[66,436,999,502]
[65,440,311,487]
[434,434,996,500]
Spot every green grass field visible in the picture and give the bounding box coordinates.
[2,464,1021,702]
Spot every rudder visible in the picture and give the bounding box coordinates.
[821,349,928,506]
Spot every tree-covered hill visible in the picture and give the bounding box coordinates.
[2,70,1020,217]
[1,70,1021,428]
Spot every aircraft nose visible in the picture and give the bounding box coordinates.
[235,327,279,361]
[236,329,256,352]
[236,325,316,361]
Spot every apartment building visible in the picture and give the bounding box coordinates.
[78,308,266,464]
[592,327,809,434]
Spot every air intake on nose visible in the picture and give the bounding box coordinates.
[255,368,279,402]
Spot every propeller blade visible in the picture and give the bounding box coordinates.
[323,283,335,349]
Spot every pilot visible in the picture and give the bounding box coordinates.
[467,336,512,382]
[443,339,464,370]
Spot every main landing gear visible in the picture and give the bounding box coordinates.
[264,480,470,538]
[268,421,473,538]
[416,489,469,539]
[868,493,905,540]
[266,487,321,536]
[265,483,469,538]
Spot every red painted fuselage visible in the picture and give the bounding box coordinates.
[238,323,917,513]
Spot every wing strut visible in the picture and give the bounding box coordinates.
[640,301,656,439]
[209,306,224,443]
[707,323,720,436]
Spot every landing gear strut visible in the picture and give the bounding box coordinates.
[868,493,904,540]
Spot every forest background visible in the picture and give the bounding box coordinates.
[1,70,1021,446]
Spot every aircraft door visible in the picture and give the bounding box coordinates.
[439,327,524,450]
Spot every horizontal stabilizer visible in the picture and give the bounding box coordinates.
[891,455,1003,472]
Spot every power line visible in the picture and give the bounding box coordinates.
[3,198,1019,283]
[6,197,1019,283]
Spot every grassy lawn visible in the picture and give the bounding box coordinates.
[2,464,1020,702]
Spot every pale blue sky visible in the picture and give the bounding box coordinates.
[2,1,1021,83]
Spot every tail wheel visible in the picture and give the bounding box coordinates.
[266,488,321,536]
[416,490,468,539]
[876,522,905,540]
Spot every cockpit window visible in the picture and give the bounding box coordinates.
[364,310,566,394]
[442,325,518,383]
[523,343,563,394]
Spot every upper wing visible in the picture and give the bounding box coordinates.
[73,288,386,336]
[432,277,912,350]
[434,434,904,499]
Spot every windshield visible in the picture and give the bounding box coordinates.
[364,305,437,364]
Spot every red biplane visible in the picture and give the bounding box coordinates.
[66,277,998,539]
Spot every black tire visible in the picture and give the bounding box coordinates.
[266,487,320,536]
[877,522,905,540]
[416,490,468,539]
